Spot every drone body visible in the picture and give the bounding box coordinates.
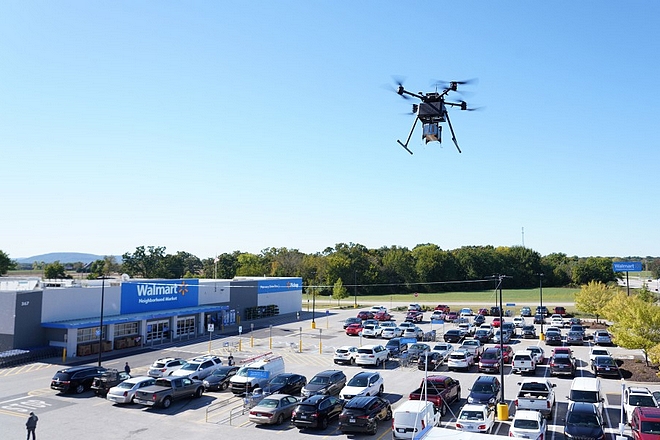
[393,80,475,155]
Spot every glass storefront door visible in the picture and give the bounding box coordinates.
[146,319,170,344]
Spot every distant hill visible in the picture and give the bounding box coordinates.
[15,252,120,265]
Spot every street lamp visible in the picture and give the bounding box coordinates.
[354,270,358,308]
[537,273,545,338]
[311,285,316,329]
[97,275,106,367]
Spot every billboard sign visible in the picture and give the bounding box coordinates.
[257,278,302,294]
[613,262,643,272]
[121,279,199,314]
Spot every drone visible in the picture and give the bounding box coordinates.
[392,79,477,155]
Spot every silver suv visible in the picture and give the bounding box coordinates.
[170,355,222,380]
[148,357,185,377]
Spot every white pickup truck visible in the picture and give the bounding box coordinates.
[511,351,537,374]
[514,379,556,418]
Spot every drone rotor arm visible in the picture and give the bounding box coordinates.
[444,111,462,153]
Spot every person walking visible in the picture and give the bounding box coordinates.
[124,362,131,375]
[227,354,234,366]
[26,411,38,440]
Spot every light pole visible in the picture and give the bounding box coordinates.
[537,273,545,338]
[311,285,316,329]
[97,275,106,367]
[354,270,358,308]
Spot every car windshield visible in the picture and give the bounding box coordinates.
[641,421,660,434]
[347,376,369,387]
[434,345,449,351]
[570,390,598,403]
[270,376,289,385]
[116,382,135,389]
[482,352,498,360]
[309,376,329,385]
[596,357,616,366]
[460,411,484,421]
[592,350,608,356]
[258,398,279,408]
[410,344,426,350]
[358,349,374,354]
[629,395,656,407]
[514,419,539,429]
[336,349,349,354]
[472,383,494,393]
[450,353,465,360]
[567,412,599,427]
[181,362,200,371]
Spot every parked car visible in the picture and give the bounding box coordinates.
[431,342,454,361]
[202,366,239,391]
[91,369,131,396]
[473,314,486,326]
[447,350,475,371]
[357,310,374,320]
[249,393,299,425]
[526,346,545,365]
[374,311,392,321]
[430,310,445,321]
[456,404,496,433]
[435,304,451,313]
[338,396,392,435]
[589,347,611,363]
[492,317,503,328]
[544,330,563,346]
[593,330,613,346]
[444,329,465,343]
[570,325,586,340]
[564,402,605,440]
[408,375,462,414]
[478,308,489,316]
[549,354,577,377]
[292,395,344,430]
[513,317,526,328]
[533,313,545,324]
[446,312,459,322]
[591,355,620,377]
[170,355,222,380]
[343,317,363,329]
[402,326,424,340]
[345,323,363,336]
[405,311,424,323]
[490,306,501,316]
[50,366,107,394]
[510,409,547,440]
[630,406,660,439]
[339,371,384,400]
[467,375,501,406]
[106,376,156,404]
[148,357,185,377]
[554,306,567,316]
[550,314,566,327]
[380,322,402,338]
[418,352,444,371]
[266,373,307,395]
[133,376,205,408]
[522,325,537,339]
[478,347,505,373]
[536,306,549,317]
[334,346,359,365]
[624,387,660,422]
[385,338,408,358]
[408,303,422,312]
[302,370,347,398]
[407,343,431,361]
[356,345,389,367]
[520,306,532,317]
[492,329,511,344]
[474,329,491,344]
[566,331,584,346]
[460,308,473,317]
[361,324,383,338]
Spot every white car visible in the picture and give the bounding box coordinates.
[589,347,611,363]
[106,376,156,404]
[624,387,659,421]
[398,321,415,331]
[447,350,475,371]
[431,343,454,361]
[334,346,359,365]
[356,344,390,367]
[459,308,473,317]
[147,357,185,377]
[456,404,495,433]
[458,322,475,336]
[402,326,423,340]
[362,324,383,338]
[525,346,545,364]
[550,314,566,327]
[339,371,384,400]
[509,409,547,440]
[430,311,445,321]
[370,305,387,314]
[381,325,403,339]
[170,355,223,380]
[512,317,526,328]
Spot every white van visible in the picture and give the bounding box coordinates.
[229,355,285,395]
[568,377,603,415]
[392,400,440,439]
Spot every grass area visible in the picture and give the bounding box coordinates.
[308,287,580,312]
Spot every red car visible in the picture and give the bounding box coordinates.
[356,311,374,320]
[477,308,489,316]
[631,406,660,440]
[405,311,423,323]
[500,345,514,363]
[446,312,459,322]
[345,323,363,336]
[434,305,450,313]
[554,306,567,316]
[492,317,503,328]
[374,311,392,321]
[551,347,573,357]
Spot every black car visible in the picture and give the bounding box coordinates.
[343,317,363,329]
[564,401,605,440]
[418,352,443,371]
[549,354,576,377]
[50,366,107,394]
[202,366,239,391]
[474,329,491,344]
[533,313,545,324]
[338,396,392,435]
[522,325,537,339]
[544,330,563,346]
[267,373,307,395]
[444,329,464,343]
[490,306,501,316]
[301,370,346,398]
[292,395,344,430]
[385,338,408,357]
[467,375,500,406]
[473,314,486,326]
[591,355,620,377]
[536,306,549,317]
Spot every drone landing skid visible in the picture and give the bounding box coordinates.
[396,117,419,155]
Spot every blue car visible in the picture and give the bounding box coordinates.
[467,376,501,406]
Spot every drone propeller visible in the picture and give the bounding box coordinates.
[432,78,479,91]
[458,100,483,111]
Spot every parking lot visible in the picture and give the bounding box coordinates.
[0,304,653,440]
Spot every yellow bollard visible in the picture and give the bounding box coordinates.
[311,321,316,329]
[62,348,67,363]
[250,335,254,348]
[239,338,242,352]
[497,403,509,421]
[269,337,272,350]
[539,332,545,341]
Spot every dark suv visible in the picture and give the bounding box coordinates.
[338,396,392,434]
[292,394,344,430]
[301,370,346,398]
[564,402,605,440]
[51,366,107,394]
[467,375,501,406]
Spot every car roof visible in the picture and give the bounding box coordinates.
[301,394,330,404]
[513,409,542,420]
[351,371,378,379]
[474,375,498,383]
[628,387,653,395]
[345,396,380,407]
[568,401,599,413]
[634,406,660,419]
[314,369,342,377]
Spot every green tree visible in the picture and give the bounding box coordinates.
[571,257,616,285]
[0,250,17,275]
[332,278,349,305]
[44,261,69,279]
[412,244,461,292]
[637,284,657,303]
[121,246,167,278]
[540,253,573,287]
[235,253,268,276]
[574,281,616,323]
[87,256,121,279]
[495,246,542,288]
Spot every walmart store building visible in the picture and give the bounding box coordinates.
[0,277,302,358]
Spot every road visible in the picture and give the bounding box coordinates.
[0,306,653,440]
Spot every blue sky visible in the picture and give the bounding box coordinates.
[2,1,659,260]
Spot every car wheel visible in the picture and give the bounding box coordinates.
[351,357,356,365]
[276,414,284,425]
[221,382,229,390]
[378,385,384,396]
[162,397,172,408]
[386,408,392,420]
[75,384,85,394]
[195,387,203,398]
[369,421,378,435]
[440,403,447,416]
[320,416,328,430]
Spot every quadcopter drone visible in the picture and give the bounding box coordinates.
[392,79,477,155]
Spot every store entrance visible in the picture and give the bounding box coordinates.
[146,319,170,344]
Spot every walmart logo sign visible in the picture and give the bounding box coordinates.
[121,279,199,314]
